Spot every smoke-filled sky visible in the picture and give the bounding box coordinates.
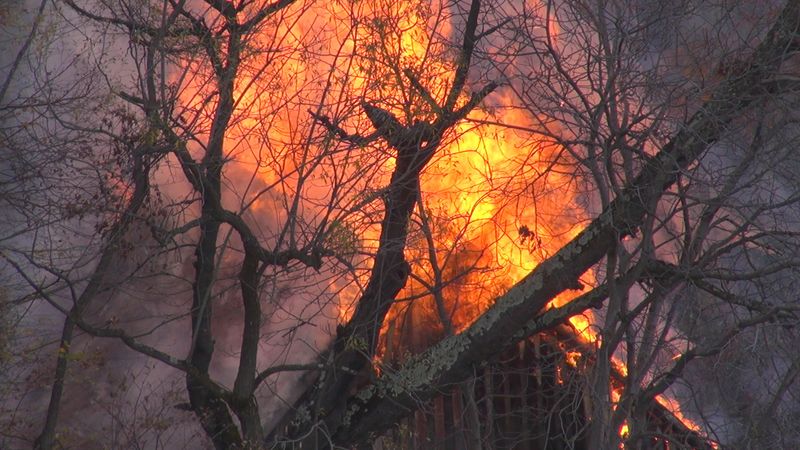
[2,0,800,448]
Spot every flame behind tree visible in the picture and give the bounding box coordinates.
[3,0,800,449]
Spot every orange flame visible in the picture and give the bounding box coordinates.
[176,0,705,444]
[656,395,702,433]
[619,421,630,442]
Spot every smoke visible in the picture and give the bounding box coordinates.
[4,0,800,448]
[1,0,350,445]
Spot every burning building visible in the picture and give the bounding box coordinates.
[2,0,800,449]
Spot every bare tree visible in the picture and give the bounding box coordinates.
[3,0,800,449]
[491,1,800,447]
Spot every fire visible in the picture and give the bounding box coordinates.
[175,0,704,445]
[347,7,595,346]
[396,104,592,332]
[195,0,595,338]
[565,350,582,367]
[656,395,702,433]
[619,421,630,441]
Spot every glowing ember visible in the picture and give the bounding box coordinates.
[565,350,582,367]
[619,421,630,442]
